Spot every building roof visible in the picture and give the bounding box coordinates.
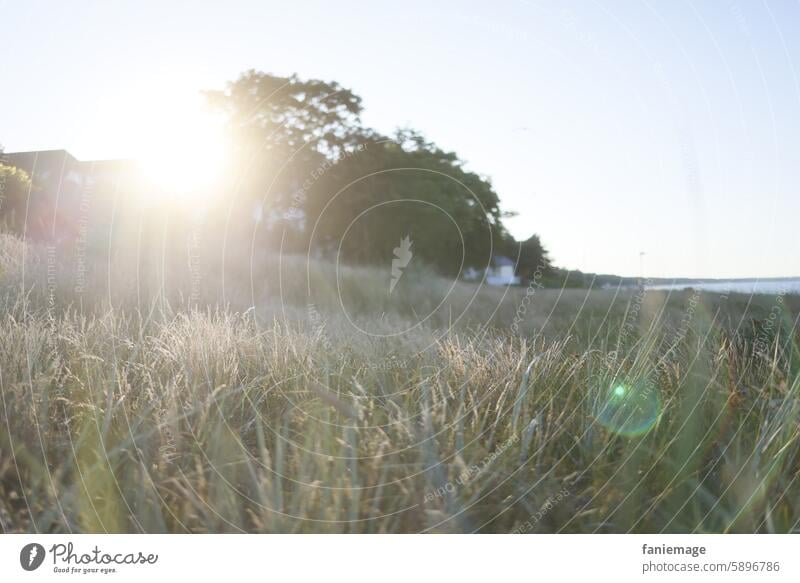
[493,255,516,267]
[3,149,137,182]
[3,149,80,177]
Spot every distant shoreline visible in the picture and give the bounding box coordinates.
[644,277,800,295]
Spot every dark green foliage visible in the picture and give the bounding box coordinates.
[206,71,539,275]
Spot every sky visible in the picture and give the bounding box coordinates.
[1,0,798,278]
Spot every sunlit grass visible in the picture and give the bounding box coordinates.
[0,232,798,533]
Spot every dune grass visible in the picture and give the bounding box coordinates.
[0,231,798,533]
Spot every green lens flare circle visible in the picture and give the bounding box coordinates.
[595,381,661,437]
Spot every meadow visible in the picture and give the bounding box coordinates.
[0,230,798,533]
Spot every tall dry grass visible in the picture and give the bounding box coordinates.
[0,232,798,532]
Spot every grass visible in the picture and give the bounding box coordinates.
[0,229,799,533]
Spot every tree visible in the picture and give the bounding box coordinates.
[512,234,551,281]
[205,71,364,208]
[304,129,510,275]
[206,71,548,278]
[205,70,363,155]
[0,159,33,234]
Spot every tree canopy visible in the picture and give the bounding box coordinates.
[206,70,551,277]
[0,160,32,234]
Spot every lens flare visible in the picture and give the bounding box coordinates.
[595,380,661,437]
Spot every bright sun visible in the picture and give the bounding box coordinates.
[114,88,231,205]
[133,97,231,205]
[88,79,235,207]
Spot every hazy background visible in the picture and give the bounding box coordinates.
[1,0,798,278]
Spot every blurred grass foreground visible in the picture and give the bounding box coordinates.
[0,230,799,533]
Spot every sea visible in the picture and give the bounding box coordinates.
[646,278,800,296]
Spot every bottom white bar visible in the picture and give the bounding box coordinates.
[1,535,796,582]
